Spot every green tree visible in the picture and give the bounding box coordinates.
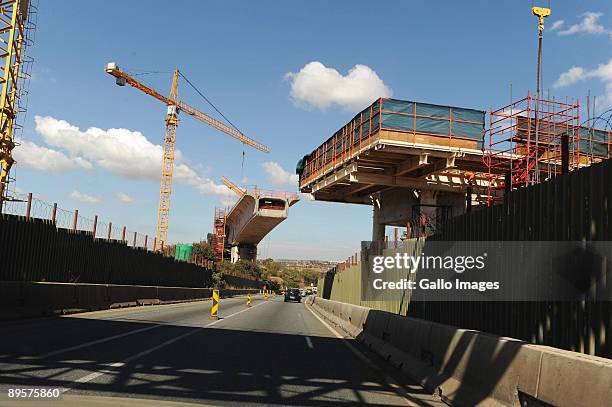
[280,267,301,288]
[302,269,320,286]
[211,272,225,289]
[192,241,215,261]
[233,260,262,279]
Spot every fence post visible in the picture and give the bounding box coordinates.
[51,203,57,224]
[121,226,126,242]
[92,215,98,238]
[133,231,137,247]
[25,192,32,219]
[107,222,112,240]
[144,234,148,250]
[72,209,78,231]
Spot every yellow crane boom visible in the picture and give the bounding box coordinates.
[220,176,245,197]
[105,62,270,250]
[0,0,33,209]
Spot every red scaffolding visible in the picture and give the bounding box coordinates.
[484,93,583,203]
[212,207,226,262]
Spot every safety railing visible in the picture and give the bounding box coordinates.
[1,190,155,250]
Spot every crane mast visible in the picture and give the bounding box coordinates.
[105,63,269,251]
[156,70,180,250]
[0,0,35,210]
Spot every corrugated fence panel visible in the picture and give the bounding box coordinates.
[0,214,258,289]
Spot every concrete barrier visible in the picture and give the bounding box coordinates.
[0,281,258,320]
[308,297,612,407]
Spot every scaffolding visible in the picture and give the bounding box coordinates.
[485,93,585,203]
[212,207,226,262]
[297,97,485,188]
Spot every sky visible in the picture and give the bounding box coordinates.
[8,0,612,260]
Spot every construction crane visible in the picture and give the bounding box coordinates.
[221,176,245,197]
[105,62,270,251]
[532,5,551,99]
[0,0,37,211]
[531,4,551,183]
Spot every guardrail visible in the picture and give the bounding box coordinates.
[307,296,612,407]
[0,280,259,320]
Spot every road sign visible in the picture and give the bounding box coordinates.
[211,289,219,319]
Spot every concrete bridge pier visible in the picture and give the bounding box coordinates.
[371,188,466,243]
[231,244,257,263]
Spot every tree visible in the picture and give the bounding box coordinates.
[280,267,301,288]
[302,269,320,286]
[192,241,215,261]
[233,260,262,279]
[211,272,225,289]
[260,258,282,279]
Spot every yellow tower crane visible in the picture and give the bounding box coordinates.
[0,0,36,211]
[220,176,246,197]
[105,63,270,251]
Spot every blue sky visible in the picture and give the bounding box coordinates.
[10,0,612,260]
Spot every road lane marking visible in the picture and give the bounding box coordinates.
[61,299,268,393]
[304,336,314,349]
[35,296,259,360]
[304,302,415,406]
[36,324,163,359]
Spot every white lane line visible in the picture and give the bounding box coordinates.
[304,302,414,406]
[61,300,268,394]
[36,296,256,360]
[36,324,163,360]
[304,336,314,349]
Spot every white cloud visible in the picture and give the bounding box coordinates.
[549,20,564,31]
[32,116,233,200]
[116,191,134,204]
[285,61,392,112]
[70,190,100,204]
[557,12,611,37]
[553,66,587,88]
[13,140,92,173]
[262,161,298,187]
[554,59,612,110]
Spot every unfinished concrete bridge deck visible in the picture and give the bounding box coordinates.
[225,187,299,262]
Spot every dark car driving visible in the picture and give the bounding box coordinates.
[284,288,301,303]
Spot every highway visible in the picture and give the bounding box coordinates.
[0,296,444,407]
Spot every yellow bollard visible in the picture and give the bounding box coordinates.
[211,289,219,319]
[246,294,251,307]
[272,292,276,299]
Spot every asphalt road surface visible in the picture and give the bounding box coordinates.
[0,295,444,406]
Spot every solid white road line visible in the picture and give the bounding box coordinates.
[61,300,268,394]
[37,324,163,359]
[37,296,258,360]
[304,336,314,349]
[304,302,415,406]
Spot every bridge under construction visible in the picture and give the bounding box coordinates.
[211,182,299,263]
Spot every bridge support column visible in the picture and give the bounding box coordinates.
[372,199,385,243]
[230,245,257,263]
[231,246,239,263]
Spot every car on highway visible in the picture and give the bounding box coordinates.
[284,288,301,302]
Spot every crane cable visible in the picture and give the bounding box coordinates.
[176,71,249,173]
[177,71,244,135]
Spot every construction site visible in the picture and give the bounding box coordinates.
[0,2,611,406]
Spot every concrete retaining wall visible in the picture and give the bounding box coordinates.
[307,296,612,407]
[0,280,258,320]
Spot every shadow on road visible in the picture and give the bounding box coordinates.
[0,315,428,406]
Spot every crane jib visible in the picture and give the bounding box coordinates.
[105,66,270,153]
